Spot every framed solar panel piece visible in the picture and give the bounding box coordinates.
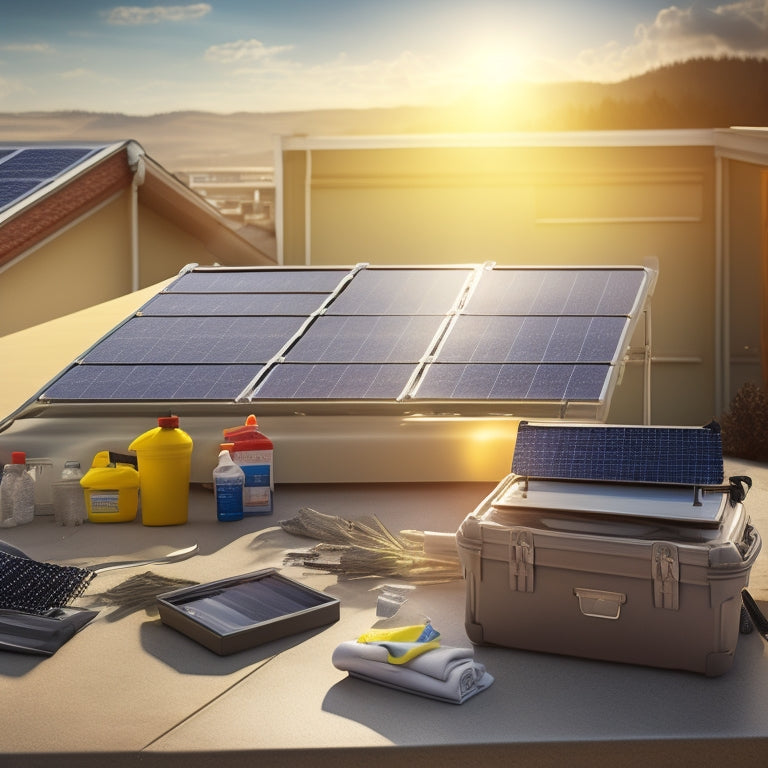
[0,144,110,213]
[32,263,655,420]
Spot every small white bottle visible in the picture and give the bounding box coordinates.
[213,449,245,522]
[54,461,87,526]
[0,452,35,527]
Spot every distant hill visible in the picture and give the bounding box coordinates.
[0,56,766,171]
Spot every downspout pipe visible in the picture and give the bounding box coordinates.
[127,142,146,292]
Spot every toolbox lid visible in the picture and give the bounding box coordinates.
[512,421,723,486]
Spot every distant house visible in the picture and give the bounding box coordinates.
[0,140,274,336]
[274,127,768,427]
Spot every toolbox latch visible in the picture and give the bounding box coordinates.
[508,530,535,592]
[652,542,680,610]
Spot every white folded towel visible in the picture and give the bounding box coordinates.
[332,640,493,704]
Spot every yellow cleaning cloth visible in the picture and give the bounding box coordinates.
[357,623,441,664]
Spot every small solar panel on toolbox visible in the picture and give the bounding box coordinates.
[511,422,723,485]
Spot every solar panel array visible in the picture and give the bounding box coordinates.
[41,264,652,409]
[0,145,110,213]
[511,421,724,485]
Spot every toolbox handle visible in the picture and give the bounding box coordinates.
[573,588,626,620]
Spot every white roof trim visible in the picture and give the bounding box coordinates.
[280,129,717,151]
[714,127,768,165]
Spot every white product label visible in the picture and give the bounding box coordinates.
[89,491,120,514]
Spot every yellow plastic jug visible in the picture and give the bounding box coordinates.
[129,415,193,526]
[80,451,140,523]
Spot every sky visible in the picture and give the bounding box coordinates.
[1,0,767,115]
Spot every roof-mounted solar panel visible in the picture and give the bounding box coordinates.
[0,144,113,213]
[32,264,655,419]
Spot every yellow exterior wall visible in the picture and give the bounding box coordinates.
[137,202,217,284]
[726,159,763,402]
[0,192,133,336]
[282,143,719,425]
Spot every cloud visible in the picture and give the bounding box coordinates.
[0,43,54,53]
[642,1,768,52]
[204,39,294,64]
[215,49,462,110]
[572,0,768,81]
[105,3,211,25]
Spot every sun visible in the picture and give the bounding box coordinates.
[463,46,530,91]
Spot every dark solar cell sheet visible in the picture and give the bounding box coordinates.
[284,315,444,363]
[251,363,415,399]
[437,316,627,363]
[326,269,471,315]
[42,363,264,401]
[81,316,305,364]
[464,269,646,316]
[140,292,327,317]
[168,269,350,294]
[0,180,43,209]
[511,423,723,485]
[0,148,95,179]
[413,363,609,401]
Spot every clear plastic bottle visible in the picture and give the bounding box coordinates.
[53,460,87,526]
[0,452,35,527]
[213,449,245,522]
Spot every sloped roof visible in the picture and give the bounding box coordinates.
[0,140,274,266]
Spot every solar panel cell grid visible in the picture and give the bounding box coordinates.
[0,148,95,179]
[252,363,414,399]
[37,265,651,407]
[168,270,348,294]
[82,316,305,364]
[284,315,444,363]
[141,293,327,317]
[511,423,723,485]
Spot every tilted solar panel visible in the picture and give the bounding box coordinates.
[38,264,654,416]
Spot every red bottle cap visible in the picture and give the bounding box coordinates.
[158,415,179,429]
[11,451,26,464]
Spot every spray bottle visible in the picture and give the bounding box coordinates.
[213,449,245,522]
[221,415,273,515]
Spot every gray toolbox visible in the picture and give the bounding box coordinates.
[456,421,762,676]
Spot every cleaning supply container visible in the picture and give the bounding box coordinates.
[0,452,35,527]
[213,449,245,522]
[129,415,193,526]
[222,414,273,515]
[80,451,140,523]
[53,460,88,526]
